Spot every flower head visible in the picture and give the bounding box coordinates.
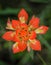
[2,9,48,53]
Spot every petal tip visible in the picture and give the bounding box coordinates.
[18,8,28,21]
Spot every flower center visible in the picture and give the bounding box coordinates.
[16,27,28,41]
[15,24,36,42]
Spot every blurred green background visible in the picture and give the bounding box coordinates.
[0,0,51,65]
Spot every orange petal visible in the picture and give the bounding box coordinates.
[13,34,20,42]
[12,42,20,53]
[2,31,13,41]
[30,39,41,51]
[29,16,40,28]
[18,8,28,21]
[29,31,36,40]
[35,26,48,34]
[16,29,21,34]
[20,23,28,31]
[12,20,20,29]
[18,41,27,52]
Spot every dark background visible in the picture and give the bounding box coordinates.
[0,0,51,65]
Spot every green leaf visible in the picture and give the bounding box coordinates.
[37,35,51,50]
[18,52,30,65]
[29,0,51,3]
[37,53,47,65]
[0,8,19,15]
[0,61,9,65]
[28,49,34,60]
[38,4,51,23]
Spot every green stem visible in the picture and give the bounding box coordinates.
[37,53,47,65]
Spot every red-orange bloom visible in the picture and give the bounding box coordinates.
[2,9,48,53]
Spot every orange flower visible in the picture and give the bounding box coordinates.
[2,9,48,53]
